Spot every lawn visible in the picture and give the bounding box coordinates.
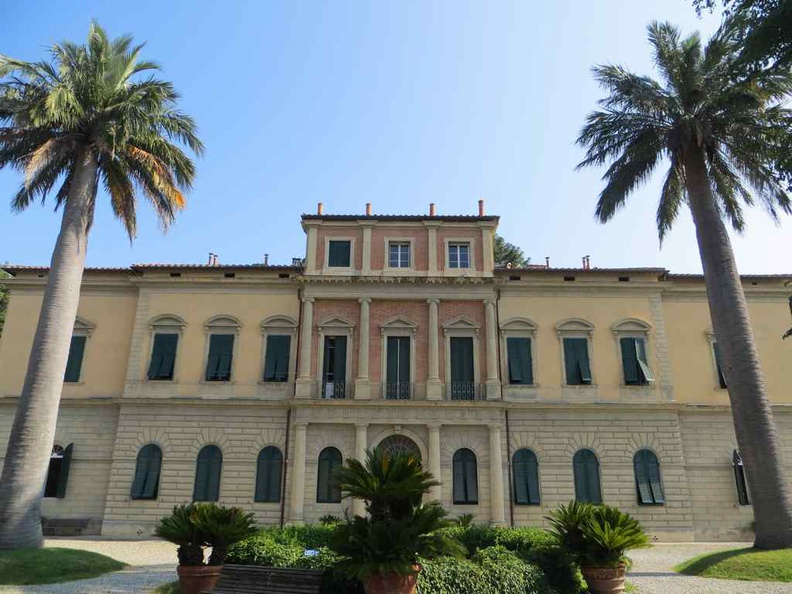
[153,580,180,593]
[675,547,792,582]
[0,547,125,585]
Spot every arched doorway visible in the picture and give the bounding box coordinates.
[377,434,422,462]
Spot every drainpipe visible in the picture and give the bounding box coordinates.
[496,287,515,526]
[280,286,304,527]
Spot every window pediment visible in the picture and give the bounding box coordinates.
[261,315,298,333]
[500,317,538,335]
[555,318,594,335]
[317,315,355,334]
[149,314,186,331]
[612,318,651,334]
[442,316,480,336]
[204,315,241,332]
[380,316,418,335]
[73,316,95,336]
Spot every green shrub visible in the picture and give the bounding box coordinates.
[417,548,553,594]
[225,534,303,567]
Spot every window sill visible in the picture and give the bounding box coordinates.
[145,379,176,383]
[258,381,292,386]
[563,383,597,388]
[200,380,236,385]
[507,383,538,388]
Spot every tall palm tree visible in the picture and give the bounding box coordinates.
[0,23,202,549]
[577,16,792,549]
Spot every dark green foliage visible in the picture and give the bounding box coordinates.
[155,503,257,566]
[0,22,203,239]
[319,515,342,526]
[494,235,529,268]
[548,502,649,569]
[455,513,476,527]
[577,16,792,241]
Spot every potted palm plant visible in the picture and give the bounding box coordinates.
[155,503,257,594]
[330,448,464,594]
[548,502,648,594]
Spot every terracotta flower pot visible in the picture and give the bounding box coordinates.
[581,564,627,594]
[177,564,223,594]
[363,565,421,594]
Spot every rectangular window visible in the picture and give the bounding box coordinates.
[563,337,592,385]
[328,240,351,267]
[507,337,533,385]
[620,337,654,385]
[448,242,470,269]
[263,335,291,382]
[713,342,727,389]
[64,336,87,383]
[205,334,234,381]
[388,242,411,268]
[147,333,178,380]
[322,336,348,398]
[449,336,476,399]
[385,336,411,399]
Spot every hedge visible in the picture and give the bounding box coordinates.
[227,525,576,594]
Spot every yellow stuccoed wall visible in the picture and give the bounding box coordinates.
[0,262,790,541]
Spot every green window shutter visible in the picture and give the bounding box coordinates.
[507,338,533,385]
[453,449,477,504]
[647,453,664,504]
[713,342,728,389]
[317,447,342,503]
[513,449,540,505]
[264,335,291,382]
[733,450,750,505]
[621,337,640,384]
[194,445,222,502]
[576,340,592,384]
[636,339,654,384]
[574,449,600,503]
[563,339,578,384]
[55,443,73,499]
[255,447,283,502]
[328,241,351,267]
[333,336,347,384]
[64,336,86,383]
[206,335,234,381]
[634,450,654,504]
[132,444,162,500]
[398,336,410,383]
[148,334,178,380]
[385,336,410,393]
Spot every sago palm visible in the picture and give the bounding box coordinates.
[577,16,792,548]
[0,22,202,549]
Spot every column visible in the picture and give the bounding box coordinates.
[305,226,318,273]
[295,297,314,398]
[352,423,368,516]
[427,224,439,274]
[428,423,442,502]
[355,298,371,399]
[289,422,308,523]
[484,299,502,400]
[488,424,506,526]
[427,298,442,400]
[362,224,373,274]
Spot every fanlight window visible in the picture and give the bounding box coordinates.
[377,435,421,462]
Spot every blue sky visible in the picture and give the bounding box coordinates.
[0,0,787,273]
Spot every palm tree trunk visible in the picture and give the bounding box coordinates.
[0,148,98,550]
[684,145,792,549]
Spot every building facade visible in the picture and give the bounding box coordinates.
[0,204,790,541]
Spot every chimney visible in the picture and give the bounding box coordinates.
[264,254,270,266]
[365,202,372,216]
[317,202,324,215]
[429,202,436,216]
[207,252,214,266]
[545,256,550,268]
[478,199,485,217]
[212,254,219,266]
[585,255,591,270]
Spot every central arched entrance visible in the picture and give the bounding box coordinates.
[377,434,422,462]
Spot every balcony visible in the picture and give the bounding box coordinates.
[320,381,349,399]
[382,382,412,400]
[445,382,485,401]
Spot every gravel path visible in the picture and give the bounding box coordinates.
[0,538,177,594]
[628,542,792,594]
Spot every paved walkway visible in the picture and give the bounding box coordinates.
[0,538,177,594]
[628,542,792,594]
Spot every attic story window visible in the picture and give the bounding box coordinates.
[388,242,410,268]
[328,240,351,267]
[448,243,470,269]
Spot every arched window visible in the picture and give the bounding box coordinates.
[733,450,750,506]
[377,435,422,462]
[512,449,540,505]
[453,448,478,505]
[633,449,664,505]
[193,445,222,502]
[44,443,73,499]
[131,444,163,500]
[255,446,283,503]
[317,447,342,503]
[573,449,602,504]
